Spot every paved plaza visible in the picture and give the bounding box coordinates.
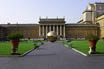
[0,42,104,69]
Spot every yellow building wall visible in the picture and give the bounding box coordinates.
[97,15,104,38]
[100,27,104,38]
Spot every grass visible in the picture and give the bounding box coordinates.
[1,40,103,55]
[0,40,41,56]
[71,40,104,55]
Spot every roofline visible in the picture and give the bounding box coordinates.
[95,2,104,4]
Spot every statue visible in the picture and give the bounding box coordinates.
[47,31,57,42]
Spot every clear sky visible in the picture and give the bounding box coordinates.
[0,0,104,24]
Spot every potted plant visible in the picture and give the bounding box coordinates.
[7,33,23,55]
[87,34,99,54]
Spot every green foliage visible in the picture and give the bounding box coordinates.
[87,34,99,40]
[7,33,24,40]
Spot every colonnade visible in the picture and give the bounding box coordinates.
[39,24,65,38]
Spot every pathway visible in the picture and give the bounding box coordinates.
[0,42,104,69]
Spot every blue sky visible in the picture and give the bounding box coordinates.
[0,0,104,24]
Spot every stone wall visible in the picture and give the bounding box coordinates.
[6,24,39,39]
[66,24,99,40]
[0,23,100,40]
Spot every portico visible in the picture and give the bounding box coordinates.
[39,18,66,38]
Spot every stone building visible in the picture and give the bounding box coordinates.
[39,18,65,38]
[97,14,104,38]
[78,2,104,39]
[78,3,104,24]
[0,18,99,40]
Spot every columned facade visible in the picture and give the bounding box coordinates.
[39,18,66,38]
[39,24,65,38]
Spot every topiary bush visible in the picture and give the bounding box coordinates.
[7,33,24,40]
[87,34,99,40]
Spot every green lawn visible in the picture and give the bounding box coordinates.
[71,40,104,55]
[1,40,103,55]
[0,41,36,55]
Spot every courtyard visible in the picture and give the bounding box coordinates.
[0,41,104,69]
[0,0,104,69]
[0,40,104,56]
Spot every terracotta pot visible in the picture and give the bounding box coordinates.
[11,40,19,48]
[88,39,98,48]
[88,39,98,54]
[10,40,20,55]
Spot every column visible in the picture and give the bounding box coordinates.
[61,25,62,36]
[49,25,51,31]
[60,25,62,36]
[57,25,58,35]
[63,25,65,38]
[39,25,41,38]
[42,25,44,37]
[53,25,55,32]
[46,25,48,38]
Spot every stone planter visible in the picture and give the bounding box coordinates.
[10,40,20,55]
[88,39,98,54]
